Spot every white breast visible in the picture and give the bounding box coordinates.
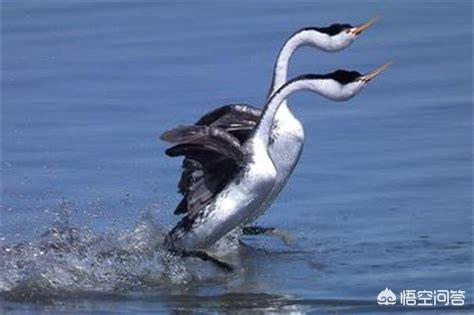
[246,102,304,222]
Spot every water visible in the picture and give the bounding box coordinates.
[1,1,472,313]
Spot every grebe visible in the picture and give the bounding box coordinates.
[162,18,378,240]
[163,63,392,266]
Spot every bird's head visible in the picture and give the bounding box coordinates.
[307,17,379,52]
[295,61,393,101]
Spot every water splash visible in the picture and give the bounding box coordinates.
[0,207,236,301]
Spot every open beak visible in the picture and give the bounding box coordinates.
[351,16,379,35]
[359,61,394,83]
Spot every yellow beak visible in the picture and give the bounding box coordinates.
[360,61,394,82]
[352,16,379,35]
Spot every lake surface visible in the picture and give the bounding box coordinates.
[1,1,472,314]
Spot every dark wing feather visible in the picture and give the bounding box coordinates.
[184,153,238,215]
[196,104,262,143]
[161,104,262,216]
[196,104,261,128]
[167,144,240,215]
[161,125,245,163]
[161,125,246,215]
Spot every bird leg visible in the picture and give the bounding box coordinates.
[169,248,234,272]
[242,226,293,246]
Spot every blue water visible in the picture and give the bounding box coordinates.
[1,1,472,314]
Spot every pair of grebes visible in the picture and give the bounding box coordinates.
[160,17,391,270]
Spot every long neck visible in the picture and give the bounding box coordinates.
[254,79,327,147]
[268,30,327,99]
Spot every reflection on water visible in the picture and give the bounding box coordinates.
[1,0,472,313]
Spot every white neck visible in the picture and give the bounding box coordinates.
[268,30,328,98]
[264,30,329,131]
[254,78,328,147]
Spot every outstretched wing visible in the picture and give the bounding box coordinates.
[196,104,262,142]
[161,104,262,215]
[161,125,247,216]
[161,125,246,162]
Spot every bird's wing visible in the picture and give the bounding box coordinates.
[161,125,246,162]
[161,104,262,216]
[161,125,247,215]
[195,104,262,142]
[196,103,262,128]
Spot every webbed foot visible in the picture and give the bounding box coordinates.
[242,226,294,246]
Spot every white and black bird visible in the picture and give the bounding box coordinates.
[162,63,392,269]
[161,18,378,241]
